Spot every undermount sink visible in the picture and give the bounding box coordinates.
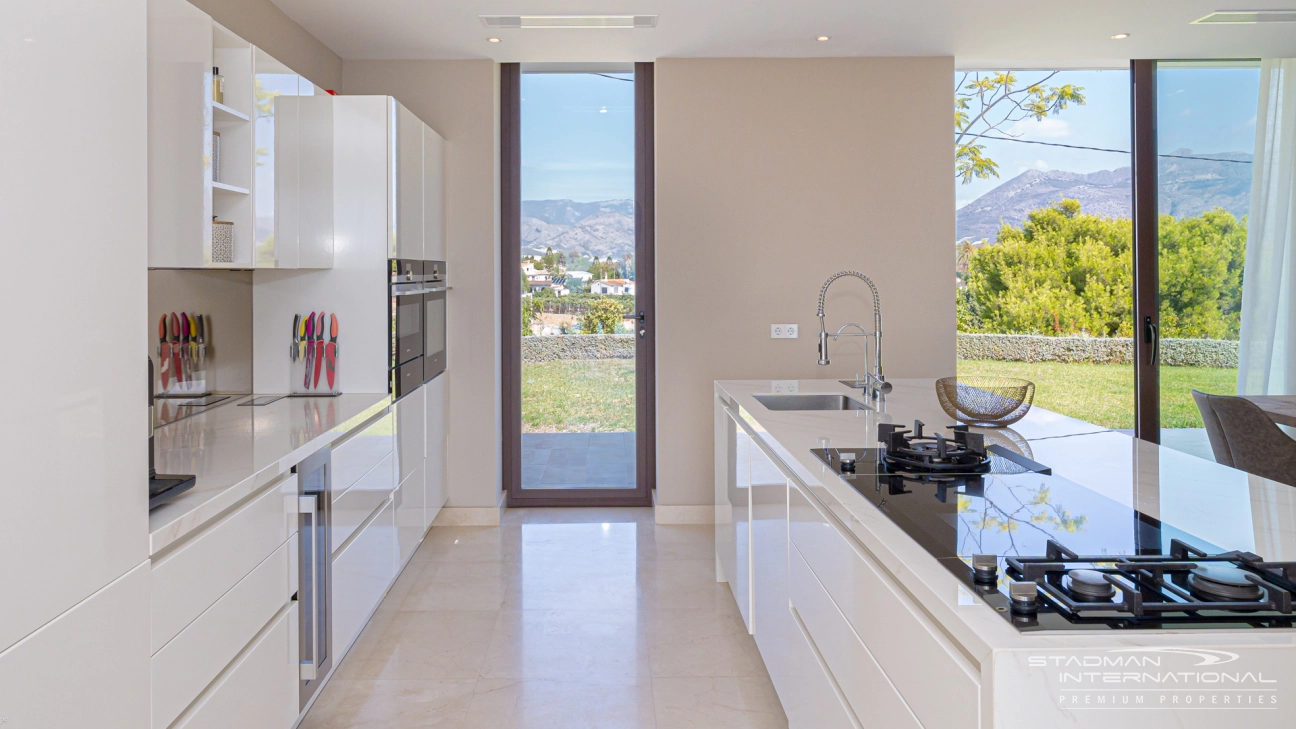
[752,393,871,411]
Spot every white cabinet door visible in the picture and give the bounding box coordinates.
[253,48,299,268]
[396,384,426,484]
[425,374,448,529]
[394,102,423,259]
[332,501,397,656]
[397,462,426,566]
[5,0,150,654]
[174,605,297,729]
[0,564,150,729]
[715,396,752,631]
[423,125,446,260]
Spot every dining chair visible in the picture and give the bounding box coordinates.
[1192,390,1296,486]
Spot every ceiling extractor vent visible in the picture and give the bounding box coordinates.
[1192,10,1296,23]
[480,15,658,29]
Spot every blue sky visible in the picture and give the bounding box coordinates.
[957,67,1260,208]
[521,72,635,202]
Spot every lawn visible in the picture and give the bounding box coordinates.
[957,360,1238,429]
[522,359,635,432]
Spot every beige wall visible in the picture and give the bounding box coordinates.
[655,57,957,508]
[148,270,254,392]
[344,60,502,509]
[189,0,342,91]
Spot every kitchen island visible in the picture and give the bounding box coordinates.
[716,379,1296,729]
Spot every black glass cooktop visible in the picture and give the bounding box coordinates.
[811,445,1296,631]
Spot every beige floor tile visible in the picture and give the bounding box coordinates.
[337,610,499,680]
[641,559,733,610]
[502,507,655,525]
[375,560,427,615]
[480,609,652,681]
[461,678,657,729]
[648,609,768,678]
[414,526,522,563]
[401,561,519,611]
[652,676,787,729]
[637,525,716,561]
[299,679,475,729]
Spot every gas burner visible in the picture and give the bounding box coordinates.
[1188,564,1265,602]
[1065,569,1116,601]
[878,420,988,473]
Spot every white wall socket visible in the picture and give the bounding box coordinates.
[771,324,798,339]
[771,380,799,394]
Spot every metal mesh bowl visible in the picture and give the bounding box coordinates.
[935,377,1035,428]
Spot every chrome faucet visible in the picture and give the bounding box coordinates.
[816,270,891,399]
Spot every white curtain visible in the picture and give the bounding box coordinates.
[1238,59,1296,395]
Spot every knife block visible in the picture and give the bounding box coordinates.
[155,355,212,398]
[290,340,340,396]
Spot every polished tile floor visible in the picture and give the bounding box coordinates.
[301,507,786,729]
[521,433,637,489]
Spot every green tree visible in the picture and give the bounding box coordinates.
[581,297,624,335]
[1157,210,1247,339]
[522,298,541,336]
[955,72,1085,184]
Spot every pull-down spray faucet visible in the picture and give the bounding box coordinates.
[816,270,890,399]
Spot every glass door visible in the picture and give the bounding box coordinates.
[1153,62,1261,459]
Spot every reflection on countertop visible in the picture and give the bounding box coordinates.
[153,393,250,427]
[149,392,391,555]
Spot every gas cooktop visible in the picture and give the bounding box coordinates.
[812,421,1296,631]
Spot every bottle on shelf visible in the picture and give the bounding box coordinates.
[212,66,224,104]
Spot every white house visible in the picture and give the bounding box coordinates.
[590,278,634,295]
[566,270,593,283]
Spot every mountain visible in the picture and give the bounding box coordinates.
[955,151,1254,243]
[521,199,635,259]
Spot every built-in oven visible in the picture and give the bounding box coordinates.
[294,446,332,708]
[389,259,448,399]
[423,261,447,383]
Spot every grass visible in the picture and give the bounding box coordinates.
[522,359,635,432]
[957,360,1238,429]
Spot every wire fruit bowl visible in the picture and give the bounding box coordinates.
[936,376,1035,428]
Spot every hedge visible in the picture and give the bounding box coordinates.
[956,333,1238,368]
[522,334,635,363]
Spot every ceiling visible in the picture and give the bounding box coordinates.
[270,0,1296,65]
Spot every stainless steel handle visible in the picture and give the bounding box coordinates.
[298,494,320,681]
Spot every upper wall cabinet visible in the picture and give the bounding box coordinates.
[387,100,446,261]
[147,0,331,270]
[423,125,446,260]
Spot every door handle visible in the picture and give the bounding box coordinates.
[1143,316,1159,366]
[637,311,646,339]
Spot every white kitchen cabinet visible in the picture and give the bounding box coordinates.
[394,101,424,259]
[0,564,150,729]
[396,384,426,483]
[332,500,397,656]
[148,0,255,268]
[173,604,298,729]
[715,395,752,631]
[4,0,149,659]
[332,413,395,495]
[396,462,426,566]
[333,451,396,551]
[425,374,448,528]
[423,125,446,260]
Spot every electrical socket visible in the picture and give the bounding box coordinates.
[771,324,799,339]
[771,380,799,394]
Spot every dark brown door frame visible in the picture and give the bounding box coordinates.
[1130,60,1160,443]
[501,63,655,507]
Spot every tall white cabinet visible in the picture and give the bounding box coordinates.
[1,0,151,724]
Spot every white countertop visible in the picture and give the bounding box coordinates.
[716,378,1296,660]
[149,393,391,555]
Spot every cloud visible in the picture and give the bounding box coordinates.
[1007,117,1072,139]
[1034,160,1050,171]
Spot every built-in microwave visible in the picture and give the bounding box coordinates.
[389,259,447,400]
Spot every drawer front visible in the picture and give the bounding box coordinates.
[789,482,979,729]
[425,374,447,528]
[333,451,395,552]
[332,412,394,494]
[333,500,396,656]
[395,384,424,484]
[152,474,297,654]
[174,604,297,729]
[152,540,293,729]
[790,542,920,729]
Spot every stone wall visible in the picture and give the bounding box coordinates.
[522,334,636,363]
[956,333,1238,368]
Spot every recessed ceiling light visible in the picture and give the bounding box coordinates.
[488,37,501,43]
[1111,32,1130,39]
[480,15,658,29]
[816,36,830,42]
[1192,10,1296,24]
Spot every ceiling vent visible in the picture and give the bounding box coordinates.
[1192,10,1296,23]
[480,15,658,29]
